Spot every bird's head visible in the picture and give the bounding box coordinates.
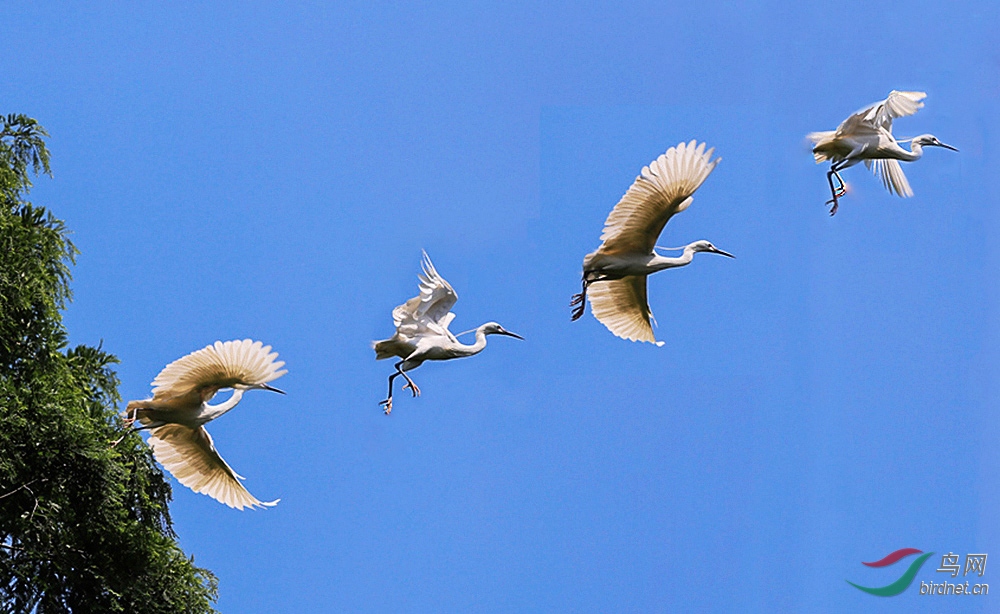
[481,322,524,340]
[913,134,958,151]
[689,240,735,259]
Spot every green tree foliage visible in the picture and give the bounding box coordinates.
[0,114,218,613]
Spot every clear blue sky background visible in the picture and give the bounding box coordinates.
[4,2,999,611]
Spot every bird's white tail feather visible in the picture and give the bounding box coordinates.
[372,340,394,360]
[807,131,837,162]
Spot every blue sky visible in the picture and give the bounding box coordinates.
[4,2,999,611]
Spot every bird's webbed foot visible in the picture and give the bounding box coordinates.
[379,397,393,415]
[825,196,840,216]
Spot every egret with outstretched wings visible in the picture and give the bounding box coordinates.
[571,140,733,345]
[122,339,286,510]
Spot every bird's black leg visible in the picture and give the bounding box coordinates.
[570,279,590,321]
[831,163,848,197]
[380,362,420,414]
[830,168,850,215]
[825,167,840,199]
[380,370,400,414]
[825,167,843,215]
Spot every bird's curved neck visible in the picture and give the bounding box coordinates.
[899,141,923,162]
[454,326,490,357]
[203,388,245,422]
[650,248,695,273]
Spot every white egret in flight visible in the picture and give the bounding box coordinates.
[809,90,957,215]
[373,252,522,414]
[122,339,287,510]
[571,140,733,345]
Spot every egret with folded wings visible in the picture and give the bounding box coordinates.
[808,90,957,215]
[373,252,522,414]
[571,140,733,345]
[122,339,286,510]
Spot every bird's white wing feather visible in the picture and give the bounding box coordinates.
[598,141,720,256]
[389,252,459,340]
[148,424,278,510]
[866,90,926,129]
[587,275,663,346]
[391,297,421,329]
[150,339,287,399]
[841,90,926,134]
[865,158,914,197]
[415,251,457,324]
[391,296,421,329]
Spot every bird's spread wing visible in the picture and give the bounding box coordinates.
[865,158,914,197]
[587,275,663,346]
[389,252,459,339]
[147,424,278,510]
[415,251,457,324]
[840,90,926,134]
[598,141,720,256]
[391,296,422,329]
[150,339,287,400]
